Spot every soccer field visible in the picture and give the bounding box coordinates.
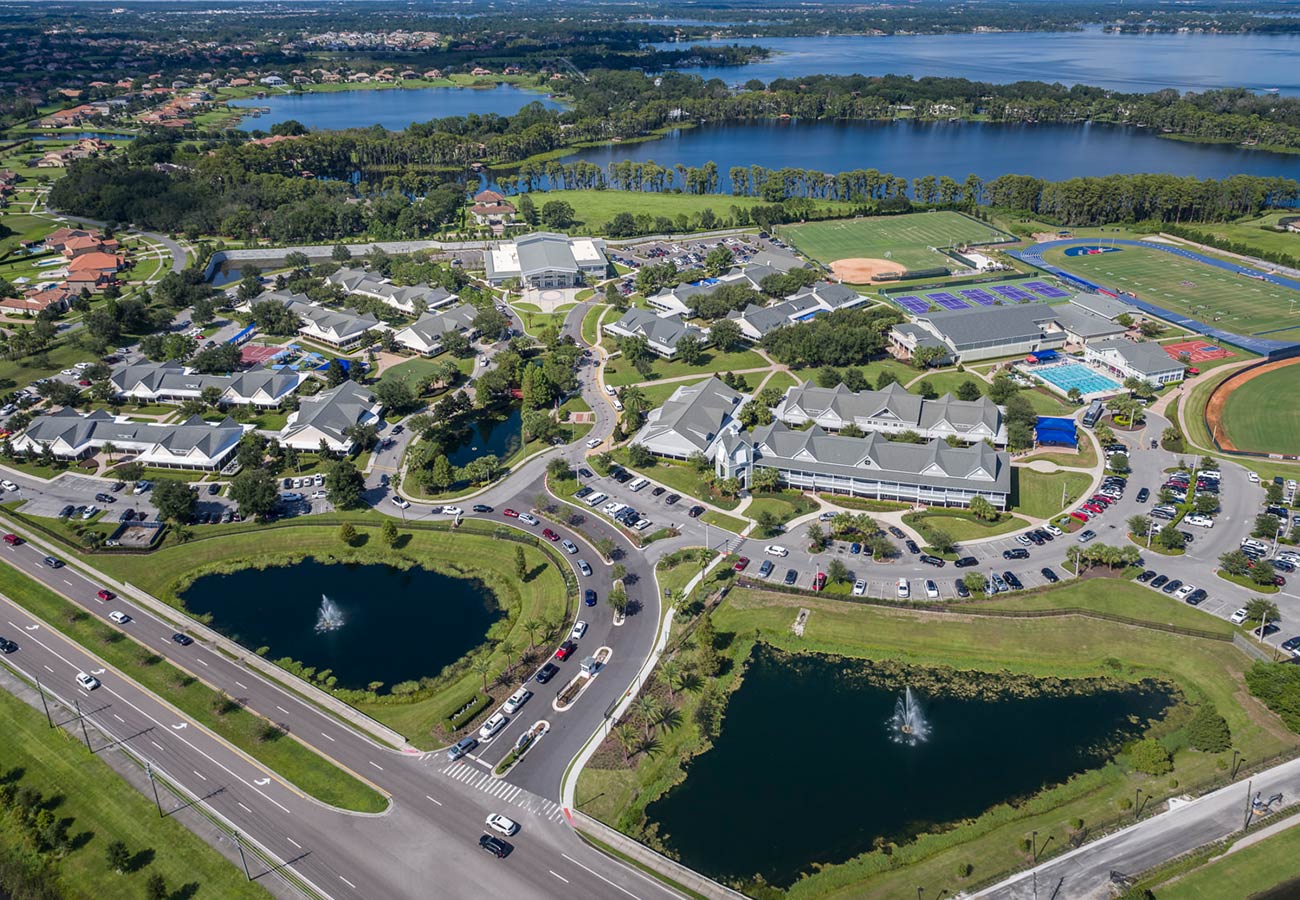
[1041,243,1300,337]
[780,212,1010,271]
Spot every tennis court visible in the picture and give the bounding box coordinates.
[239,343,284,365]
[1162,339,1233,363]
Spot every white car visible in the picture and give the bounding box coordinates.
[478,712,508,740]
[441,506,464,517]
[60,369,76,376]
[560,539,578,554]
[852,579,867,597]
[478,356,488,367]
[570,620,588,639]
[1230,608,1249,625]
[924,580,940,600]
[81,506,98,519]
[502,687,532,715]
[1015,534,1032,546]
[485,814,519,836]
[390,495,410,510]
[310,490,327,500]
[896,578,910,599]
[764,545,789,557]
[108,610,130,624]
[586,438,601,449]
[1186,514,1214,528]
[518,513,539,526]
[0,480,17,491]
[1248,471,1260,483]
[76,672,100,691]
[1174,584,1196,601]
[1045,524,1063,537]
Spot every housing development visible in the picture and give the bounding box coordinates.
[1,2,1300,900]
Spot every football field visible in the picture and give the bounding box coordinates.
[780,212,1010,272]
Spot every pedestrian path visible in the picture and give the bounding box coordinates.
[439,761,567,823]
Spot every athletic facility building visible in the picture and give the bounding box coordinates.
[483,232,608,288]
[889,298,1127,363]
[1084,339,1186,386]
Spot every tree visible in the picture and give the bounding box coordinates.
[429,455,454,491]
[546,457,572,481]
[326,457,365,509]
[657,658,680,701]
[806,522,826,552]
[1250,560,1278,586]
[632,694,661,739]
[963,572,987,596]
[229,467,279,519]
[968,496,997,522]
[517,192,538,225]
[676,334,704,365]
[192,297,215,326]
[627,443,655,467]
[471,656,492,694]
[381,520,398,547]
[928,528,957,555]
[105,839,131,874]
[912,344,947,369]
[1253,513,1282,540]
[325,358,348,387]
[521,619,541,650]
[515,545,527,579]
[152,478,197,523]
[1127,737,1173,775]
[338,522,357,545]
[1156,525,1185,552]
[708,318,743,353]
[145,874,168,900]
[826,558,850,585]
[1187,703,1231,752]
[1245,598,1280,634]
[1219,549,1252,576]
[704,245,734,276]
[1127,515,1151,537]
[1109,453,1130,475]
[693,614,720,677]
[331,243,353,263]
[614,722,637,764]
[540,200,575,229]
[1193,492,1220,516]
[956,380,982,402]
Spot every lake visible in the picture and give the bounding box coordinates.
[553,120,1300,187]
[229,85,563,132]
[444,405,523,469]
[647,645,1174,886]
[181,559,503,691]
[655,27,1300,95]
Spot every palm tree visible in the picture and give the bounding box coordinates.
[632,695,661,739]
[101,440,118,463]
[614,723,638,765]
[471,657,493,694]
[657,659,680,701]
[521,618,541,650]
[499,640,517,676]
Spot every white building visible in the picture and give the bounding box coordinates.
[325,267,458,315]
[110,361,303,408]
[393,304,479,356]
[278,381,383,453]
[14,408,245,471]
[602,309,705,358]
[1084,339,1185,386]
[483,232,607,288]
[774,381,1007,445]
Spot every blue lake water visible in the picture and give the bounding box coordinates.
[229,84,563,132]
[554,120,1300,186]
[655,27,1300,95]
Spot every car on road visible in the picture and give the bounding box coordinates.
[819,512,835,522]
[76,672,100,691]
[955,556,978,568]
[2,533,21,546]
[924,580,940,600]
[171,633,193,646]
[478,835,510,858]
[502,508,519,518]
[534,663,559,684]
[764,545,789,557]
[390,495,410,510]
[896,578,910,599]
[1136,487,1150,503]
[585,437,601,449]
[542,528,559,541]
[733,556,750,572]
[919,554,945,568]
[555,641,577,661]
[42,556,63,569]
[560,539,578,554]
[1003,548,1030,560]
[577,559,592,577]
[583,589,598,607]
[95,589,115,602]
[758,560,774,577]
[472,504,493,513]
[1041,567,1060,584]
[954,579,971,599]
[852,579,867,597]
[570,620,588,640]
[478,713,508,740]
[108,610,130,624]
[441,506,464,517]
[0,634,16,654]
[784,569,798,586]
[1077,529,1097,543]
[486,814,520,837]
[446,736,477,761]
[688,505,705,518]
[517,513,539,526]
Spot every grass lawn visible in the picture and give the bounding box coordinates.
[0,685,270,900]
[0,562,386,812]
[603,347,769,387]
[779,212,1010,274]
[746,490,819,527]
[518,189,836,234]
[1041,242,1300,338]
[83,520,571,748]
[760,370,800,395]
[1152,818,1300,899]
[379,356,446,385]
[1020,386,1076,417]
[1019,435,1098,469]
[580,304,608,347]
[576,576,1295,900]
[903,510,1029,543]
[1219,362,1300,456]
[700,510,749,534]
[911,369,987,398]
[1012,468,1093,519]
[635,380,688,410]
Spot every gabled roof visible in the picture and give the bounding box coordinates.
[396,304,478,347]
[1089,339,1183,375]
[606,308,703,352]
[778,381,1002,437]
[635,377,743,455]
[282,380,378,444]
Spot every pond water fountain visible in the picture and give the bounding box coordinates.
[315,594,345,633]
[890,686,930,745]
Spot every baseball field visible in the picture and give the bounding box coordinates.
[779,212,1010,282]
[1040,243,1300,337]
[1209,358,1300,456]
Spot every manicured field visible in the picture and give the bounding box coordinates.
[1218,363,1300,456]
[603,347,768,387]
[1041,243,1300,337]
[1012,469,1093,519]
[518,189,845,233]
[1153,819,1300,899]
[780,212,1010,271]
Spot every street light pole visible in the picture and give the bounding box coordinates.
[234,831,252,880]
[1134,787,1143,821]
[146,763,163,817]
[34,676,53,727]
[74,699,91,751]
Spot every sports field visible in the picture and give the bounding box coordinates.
[1041,243,1300,337]
[1215,360,1300,455]
[780,212,1010,276]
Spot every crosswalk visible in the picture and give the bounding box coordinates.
[440,761,567,823]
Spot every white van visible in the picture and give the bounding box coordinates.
[478,712,508,740]
[629,477,649,492]
[584,492,607,507]
[502,687,532,715]
[604,384,617,397]
[612,399,624,412]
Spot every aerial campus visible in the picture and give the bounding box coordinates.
[4,3,1300,900]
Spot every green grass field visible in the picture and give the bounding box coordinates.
[1219,363,1300,456]
[517,189,850,234]
[779,212,1010,272]
[1152,819,1300,899]
[1012,469,1093,519]
[1042,243,1300,337]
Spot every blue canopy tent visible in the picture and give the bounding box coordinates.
[1025,349,1059,364]
[1035,416,1077,447]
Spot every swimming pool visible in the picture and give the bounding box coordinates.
[1033,362,1121,395]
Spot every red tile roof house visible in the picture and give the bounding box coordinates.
[0,287,75,315]
[61,235,120,258]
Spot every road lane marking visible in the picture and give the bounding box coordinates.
[193,770,207,781]
[113,714,124,722]
[62,580,72,586]
[275,705,289,714]
[368,761,383,771]
[561,853,642,899]
[340,876,356,889]
[43,664,53,673]
[197,658,208,667]
[234,681,247,689]
[320,732,335,742]
[549,871,570,884]
[151,740,164,751]
[425,795,442,806]
[286,837,302,849]
[238,802,252,812]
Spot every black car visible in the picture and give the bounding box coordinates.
[171,633,194,646]
[0,636,16,654]
[954,579,971,598]
[1136,569,1156,583]
[58,505,74,518]
[478,835,510,858]
[578,468,593,479]
[1002,571,1023,590]
[784,568,798,585]
[283,478,293,489]
[391,424,403,436]
[1040,567,1060,584]
[118,509,134,522]
[94,492,112,503]
[614,470,634,484]
[1003,548,1030,560]
[954,556,979,568]
[688,506,705,518]
[42,556,63,569]
[1150,574,1169,589]
[1034,529,1054,542]
[207,483,220,495]
[651,486,666,497]
[472,504,493,513]
[110,481,125,492]
[1186,589,1208,606]
[574,486,592,499]
[664,493,681,506]
[1281,636,1300,655]
[534,662,559,684]
[919,554,946,568]
[1026,532,1044,545]
[904,539,921,554]
[1162,578,1183,594]
[888,526,905,539]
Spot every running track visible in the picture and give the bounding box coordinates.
[1011,239,1300,358]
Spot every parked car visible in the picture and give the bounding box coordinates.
[1003,548,1030,560]
[1149,574,1169,590]
[1002,571,1023,590]
[924,580,940,600]
[688,506,705,518]
[1136,570,1156,583]
[478,713,508,740]
[919,554,946,568]
[784,569,798,586]
[1230,607,1249,625]
[904,539,921,554]
[733,556,750,572]
[896,578,910,599]
[758,560,774,577]
[852,579,867,597]
[1041,567,1060,583]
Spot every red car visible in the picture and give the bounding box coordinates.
[2,533,21,546]
[1089,495,1111,507]
[812,572,827,591]
[502,508,519,518]
[733,556,750,572]
[95,589,115,602]
[1070,511,1089,523]
[554,640,577,661]
[1083,503,1103,515]
[542,528,559,541]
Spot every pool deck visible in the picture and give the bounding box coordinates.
[1017,361,1124,403]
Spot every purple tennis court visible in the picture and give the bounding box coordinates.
[929,292,970,310]
[960,288,997,306]
[894,295,930,314]
[994,285,1035,302]
[1025,281,1070,298]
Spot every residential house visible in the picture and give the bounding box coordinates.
[775,381,1007,445]
[631,377,745,460]
[603,309,704,358]
[392,304,479,355]
[0,286,75,315]
[278,381,383,453]
[325,267,457,315]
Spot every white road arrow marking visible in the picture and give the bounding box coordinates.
[24,624,38,631]
[171,722,188,730]
[90,668,105,675]
[254,777,271,786]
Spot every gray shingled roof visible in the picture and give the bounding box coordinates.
[778,381,1003,438]
[1090,339,1182,375]
[635,377,743,455]
[112,361,299,401]
[398,304,478,345]
[21,408,243,457]
[1049,305,1128,339]
[283,381,378,443]
[516,232,581,277]
[606,308,703,352]
[914,303,1058,349]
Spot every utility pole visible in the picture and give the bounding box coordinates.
[34,676,53,727]
[74,699,91,751]
[234,831,252,880]
[1243,780,1254,833]
[146,763,163,817]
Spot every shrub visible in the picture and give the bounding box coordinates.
[1128,737,1173,775]
[1245,662,1300,733]
[1187,703,1231,752]
[956,862,973,878]
[444,692,491,732]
